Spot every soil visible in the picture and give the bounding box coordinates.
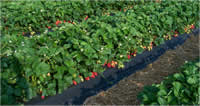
[83,34,200,105]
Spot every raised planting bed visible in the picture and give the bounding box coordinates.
[26,28,199,105]
[0,0,199,105]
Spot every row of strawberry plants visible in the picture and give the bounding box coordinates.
[138,59,200,105]
[0,0,199,105]
[1,0,148,36]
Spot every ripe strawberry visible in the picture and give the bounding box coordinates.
[40,91,42,95]
[73,80,77,85]
[107,63,111,68]
[22,32,25,35]
[85,16,88,20]
[111,63,115,68]
[48,26,51,29]
[143,46,146,49]
[85,77,90,81]
[184,28,187,32]
[55,20,61,26]
[103,61,107,66]
[190,24,195,29]
[127,55,131,59]
[131,53,134,55]
[174,34,178,37]
[94,72,98,76]
[41,96,45,99]
[64,20,66,23]
[91,74,95,78]
[111,61,115,64]
[68,21,71,23]
[175,31,178,34]
[92,72,98,76]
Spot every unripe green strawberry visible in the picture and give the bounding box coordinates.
[73,74,77,78]
[79,76,84,82]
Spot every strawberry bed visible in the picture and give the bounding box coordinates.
[0,0,199,105]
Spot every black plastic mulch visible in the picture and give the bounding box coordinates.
[25,28,199,105]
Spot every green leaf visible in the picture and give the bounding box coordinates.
[157,97,167,105]
[157,89,167,96]
[172,82,182,97]
[173,73,185,82]
[187,77,197,84]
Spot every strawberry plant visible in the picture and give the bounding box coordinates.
[0,0,199,105]
[137,59,200,105]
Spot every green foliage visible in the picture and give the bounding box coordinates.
[138,59,200,105]
[1,0,146,35]
[0,0,199,105]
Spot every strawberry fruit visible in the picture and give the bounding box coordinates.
[73,80,77,85]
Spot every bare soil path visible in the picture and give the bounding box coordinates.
[84,34,199,105]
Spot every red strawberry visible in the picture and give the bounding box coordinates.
[175,31,178,34]
[55,20,61,26]
[190,24,195,29]
[92,72,98,76]
[111,64,115,68]
[103,62,107,66]
[41,96,45,99]
[85,77,90,81]
[174,34,178,37]
[94,72,98,76]
[131,53,134,55]
[68,21,71,23]
[22,32,25,35]
[127,55,131,59]
[91,74,95,78]
[40,91,42,95]
[48,26,51,29]
[107,63,111,68]
[73,80,77,85]
[85,16,88,20]
[64,20,66,23]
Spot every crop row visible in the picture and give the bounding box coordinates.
[0,0,199,105]
[138,59,200,105]
[1,0,149,36]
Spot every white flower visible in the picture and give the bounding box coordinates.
[44,29,48,34]
[81,49,84,52]
[125,36,127,39]
[40,9,44,12]
[101,47,104,50]
[21,42,24,46]
[9,40,12,43]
